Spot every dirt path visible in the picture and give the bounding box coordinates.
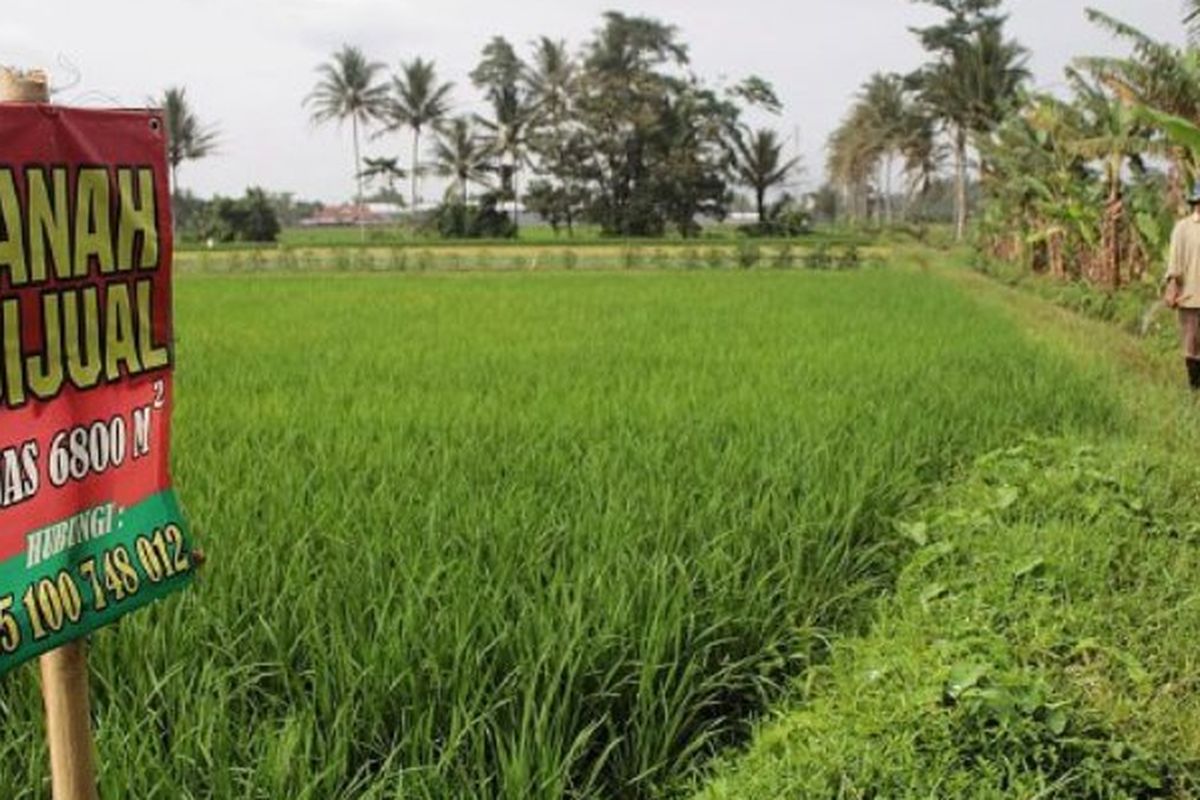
[940,256,1200,446]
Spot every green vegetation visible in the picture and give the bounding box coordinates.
[696,437,1200,798]
[0,261,1121,797]
[293,12,804,239]
[974,255,1171,342]
[694,262,1200,797]
[156,86,219,198]
[174,239,880,274]
[971,4,1199,288]
[175,223,876,252]
[827,1,1027,234]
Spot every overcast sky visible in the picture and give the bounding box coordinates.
[0,0,1185,203]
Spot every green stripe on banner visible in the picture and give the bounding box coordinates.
[0,491,194,677]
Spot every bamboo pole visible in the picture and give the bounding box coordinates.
[0,67,50,103]
[1,66,100,800]
[38,644,98,800]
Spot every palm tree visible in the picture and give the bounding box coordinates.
[157,87,219,197]
[732,129,799,223]
[911,23,1029,240]
[305,45,390,216]
[477,87,532,225]
[359,156,406,203]
[526,37,574,119]
[472,37,532,227]
[858,73,908,222]
[433,117,491,204]
[1187,0,1200,45]
[827,106,882,221]
[898,108,943,212]
[1079,8,1200,204]
[385,58,454,212]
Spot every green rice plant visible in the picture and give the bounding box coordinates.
[773,243,794,270]
[804,243,832,270]
[0,268,1120,799]
[837,244,861,270]
[704,246,725,269]
[696,437,1199,798]
[414,249,434,271]
[277,246,299,271]
[388,247,408,272]
[559,250,579,270]
[301,249,320,272]
[354,249,377,271]
[681,247,701,269]
[621,247,640,270]
[734,240,761,269]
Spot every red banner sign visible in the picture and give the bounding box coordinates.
[0,105,194,674]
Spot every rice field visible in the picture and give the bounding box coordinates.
[0,265,1120,798]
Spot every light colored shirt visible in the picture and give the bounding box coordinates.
[1167,215,1200,308]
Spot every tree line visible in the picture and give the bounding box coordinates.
[978,3,1200,287]
[829,0,1200,290]
[826,0,1027,240]
[303,12,802,238]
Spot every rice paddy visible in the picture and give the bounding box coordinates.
[0,262,1123,798]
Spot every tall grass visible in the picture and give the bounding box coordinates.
[0,270,1117,798]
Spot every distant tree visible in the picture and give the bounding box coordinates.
[385,58,454,211]
[729,76,783,114]
[206,188,281,243]
[266,192,323,228]
[1188,0,1200,45]
[471,36,526,98]
[524,37,591,235]
[827,105,881,221]
[858,73,908,222]
[359,156,407,203]
[810,183,841,222]
[909,0,1029,239]
[305,45,390,213]
[899,107,943,210]
[827,73,943,224]
[156,87,219,197]
[559,12,776,236]
[526,37,575,119]
[733,129,800,223]
[1078,8,1200,202]
[432,117,491,204]
[471,37,532,226]
[523,179,590,234]
[656,85,741,237]
[432,192,515,239]
[573,12,695,235]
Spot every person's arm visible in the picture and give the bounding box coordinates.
[1165,225,1184,307]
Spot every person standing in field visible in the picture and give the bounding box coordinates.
[1164,186,1200,390]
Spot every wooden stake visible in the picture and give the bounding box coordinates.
[0,67,50,103]
[38,644,99,800]
[1,66,100,800]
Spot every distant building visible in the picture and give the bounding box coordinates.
[299,202,405,227]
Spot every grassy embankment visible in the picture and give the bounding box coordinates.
[175,223,877,251]
[696,258,1200,798]
[174,229,881,275]
[0,249,1127,797]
